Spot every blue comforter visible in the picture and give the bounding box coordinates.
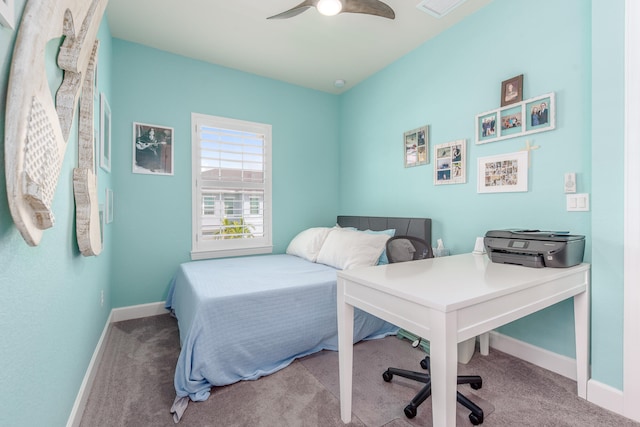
[166,254,398,404]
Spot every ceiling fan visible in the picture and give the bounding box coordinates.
[267,0,395,20]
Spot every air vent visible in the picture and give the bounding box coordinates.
[416,0,467,18]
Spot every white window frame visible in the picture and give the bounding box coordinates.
[191,113,272,260]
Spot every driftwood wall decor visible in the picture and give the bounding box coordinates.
[4,0,107,254]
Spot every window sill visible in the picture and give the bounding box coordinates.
[190,245,273,261]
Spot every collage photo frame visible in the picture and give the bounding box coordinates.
[476,92,556,145]
[434,139,466,185]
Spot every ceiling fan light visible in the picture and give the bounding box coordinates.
[317,0,343,16]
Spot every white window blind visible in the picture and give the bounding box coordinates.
[191,113,272,259]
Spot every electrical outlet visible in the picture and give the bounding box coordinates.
[100,290,104,307]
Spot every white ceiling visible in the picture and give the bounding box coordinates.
[106,0,493,94]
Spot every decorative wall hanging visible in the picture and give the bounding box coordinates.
[99,93,111,172]
[501,74,523,106]
[476,92,555,145]
[73,40,102,256]
[132,122,174,175]
[477,151,528,193]
[0,0,15,29]
[4,0,108,252]
[404,125,428,167]
[434,139,466,185]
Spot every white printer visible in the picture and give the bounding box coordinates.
[484,229,585,268]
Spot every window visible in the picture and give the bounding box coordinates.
[191,113,272,259]
[249,196,260,215]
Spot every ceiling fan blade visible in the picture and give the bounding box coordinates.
[341,0,395,19]
[267,0,316,19]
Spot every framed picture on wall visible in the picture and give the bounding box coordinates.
[525,94,555,132]
[476,92,556,144]
[105,188,114,224]
[132,122,174,175]
[476,112,498,143]
[403,125,429,167]
[499,105,523,137]
[501,74,523,106]
[434,139,466,185]
[477,151,528,193]
[99,93,111,172]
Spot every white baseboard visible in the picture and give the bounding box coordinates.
[66,302,168,426]
[66,310,113,427]
[111,301,169,322]
[488,331,627,419]
[488,331,578,380]
[587,379,625,417]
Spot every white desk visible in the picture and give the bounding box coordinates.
[337,253,590,426]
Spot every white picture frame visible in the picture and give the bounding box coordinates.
[132,122,174,175]
[476,92,556,145]
[434,139,466,185]
[105,188,113,224]
[0,0,15,29]
[403,125,428,167]
[477,151,528,193]
[99,93,111,172]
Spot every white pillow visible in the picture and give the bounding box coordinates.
[316,228,391,270]
[286,227,333,262]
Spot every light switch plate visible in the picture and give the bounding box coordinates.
[567,193,589,211]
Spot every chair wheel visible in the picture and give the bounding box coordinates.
[404,404,417,419]
[420,357,430,370]
[469,412,483,425]
[382,371,393,382]
[471,380,482,390]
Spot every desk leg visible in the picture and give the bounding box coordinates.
[574,275,590,398]
[337,278,355,423]
[479,332,490,356]
[430,311,458,427]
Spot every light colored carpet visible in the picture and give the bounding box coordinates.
[80,314,640,426]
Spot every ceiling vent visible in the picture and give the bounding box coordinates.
[416,0,468,18]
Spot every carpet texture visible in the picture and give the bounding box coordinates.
[80,314,640,426]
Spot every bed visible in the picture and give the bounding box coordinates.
[166,215,432,422]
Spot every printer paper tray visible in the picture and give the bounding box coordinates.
[490,251,545,268]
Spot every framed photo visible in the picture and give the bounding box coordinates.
[99,93,111,172]
[477,151,528,193]
[476,92,556,144]
[525,93,555,132]
[105,188,113,224]
[476,112,498,143]
[132,122,174,175]
[434,139,466,185]
[499,105,522,137]
[501,74,523,106]
[99,204,105,244]
[0,0,15,29]
[404,125,428,167]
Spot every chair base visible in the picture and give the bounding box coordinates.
[382,356,484,425]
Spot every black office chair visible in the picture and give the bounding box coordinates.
[382,235,485,425]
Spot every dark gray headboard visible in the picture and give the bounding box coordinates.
[336,216,432,245]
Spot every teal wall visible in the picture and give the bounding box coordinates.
[339,0,623,389]
[591,0,625,388]
[0,2,114,426]
[0,0,629,425]
[109,40,340,307]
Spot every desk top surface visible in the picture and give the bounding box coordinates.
[338,253,590,312]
